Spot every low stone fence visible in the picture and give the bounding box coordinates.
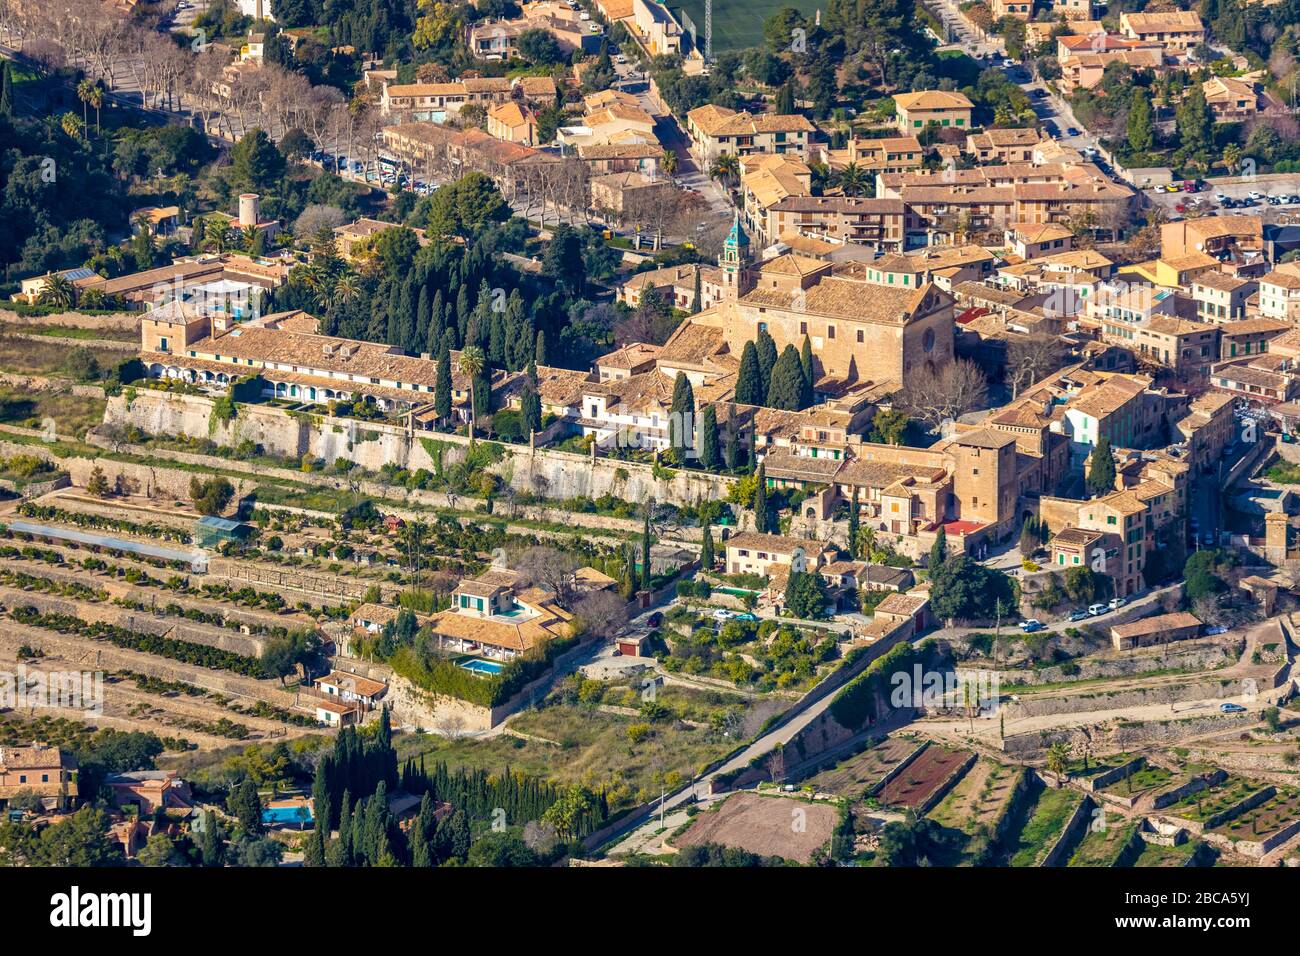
[0,308,138,332]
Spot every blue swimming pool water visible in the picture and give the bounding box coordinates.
[459,658,504,675]
[262,805,312,825]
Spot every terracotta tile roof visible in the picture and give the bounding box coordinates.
[1051,527,1104,548]
[0,746,71,770]
[739,277,941,325]
[318,671,387,698]
[725,531,827,557]
[893,90,973,111]
[874,592,928,616]
[1111,611,1201,640]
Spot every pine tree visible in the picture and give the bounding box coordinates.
[736,341,763,406]
[930,526,947,570]
[753,464,768,533]
[1086,437,1116,497]
[767,345,808,410]
[699,405,720,470]
[700,523,715,571]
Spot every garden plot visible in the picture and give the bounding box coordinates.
[1002,785,1084,867]
[1096,762,1176,805]
[929,758,1024,834]
[875,745,973,811]
[1208,788,1300,854]
[1161,776,1272,829]
[1129,840,1201,867]
[1068,818,1139,867]
[673,791,839,864]
[803,737,924,799]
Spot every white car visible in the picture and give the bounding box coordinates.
[1248,191,1264,200]
[1214,193,1228,203]
[579,10,590,19]
[712,609,735,621]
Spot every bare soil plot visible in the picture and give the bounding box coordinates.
[928,758,1023,833]
[803,737,923,799]
[673,791,838,864]
[876,745,972,811]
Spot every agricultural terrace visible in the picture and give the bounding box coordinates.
[875,745,971,811]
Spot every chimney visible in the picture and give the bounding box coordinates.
[239,193,260,228]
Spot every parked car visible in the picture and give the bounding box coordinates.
[1248,190,1264,200]
[1068,608,1091,622]
[1108,596,1126,610]
[1205,625,1228,635]
[712,608,735,621]
[1220,702,1246,713]
[1066,127,1080,137]
[646,611,663,628]
[1020,619,1046,632]
[1214,192,1228,203]
[733,612,759,622]
[1087,603,1108,616]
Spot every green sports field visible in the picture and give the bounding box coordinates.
[670,0,825,55]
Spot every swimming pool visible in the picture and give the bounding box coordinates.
[262,804,312,826]
[459,658,504,676]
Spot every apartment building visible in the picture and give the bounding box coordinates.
[1191,271,1257,323]
[1202,76,1260,121]
[964,127,1043,164]
[1210,352,1300,404]
[1218,317,1289,360]
[1120,10,1206,54]
[1004,222,1074,260]
[685,104,815,163]
[814,136,925,176]
[379,76,556,121]
[740,153,813,245]
[1257,263,1300,322]
[763,196,914,252]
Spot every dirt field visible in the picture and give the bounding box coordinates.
[928,758,1023,832]
[804,737,924,799]
[673,791,839,864]
[876,746,972,810]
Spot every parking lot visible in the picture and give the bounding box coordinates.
[1144,174,1300,220]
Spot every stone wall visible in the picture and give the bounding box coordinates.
[207,557,401,606]
[0,309,138,332]
[103,389,735,512]
[988,637,1239,688]
[0,621,297,707]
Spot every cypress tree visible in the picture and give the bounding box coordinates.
[723,425,738,471]
[535,328,548,365]
[930,526,947,570]
[199,810,224,867]
[641,505,653,590]
[800,335,815,391]
[736,341,763,406]
[336,790,354,867]
[767,345,807,410]
[523,360,542,436]
[753,464,767,533]
[669,371,695,462]
[756,329,777,396]
[848,488,860,558]
[1087,437,1117,497]
[699,405,720,470]
[700,523,714,570]
[434,343,452,421]
[0,61,12,117]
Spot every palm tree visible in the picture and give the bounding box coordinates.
[76,79,94,131]
[59,111,84,140]
[708,153,740,190]
[38,273,76,309]
[202,217,230,254]
[834,161,869,197]
[1045,742,1071,786]
[661,148,678,177]
[333,272,360,304]
[87,83,103,135]
[457,345,485,439]
[240,225,258,252]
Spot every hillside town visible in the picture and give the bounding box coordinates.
[0,0,1299,897]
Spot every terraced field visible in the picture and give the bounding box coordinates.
[1162,776,1270,826]
[1067,818,1138,867]
[876,745,972,811]
[1096,763,1176,802]
[805,737,923,799]
[1130,840,1200,867]
[1210,788,1300,844]
[929,758,1023,833]
[1002,786,1083,867]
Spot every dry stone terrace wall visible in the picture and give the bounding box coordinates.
[0,309,138,332]
[0,586,269,658]
[103,390,735,511]
[0,621,299,709]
